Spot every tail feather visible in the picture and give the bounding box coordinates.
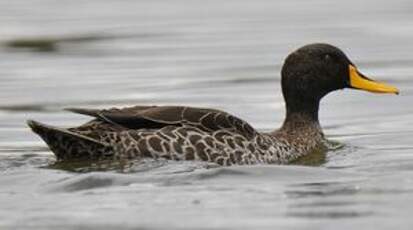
[27,120,113,160]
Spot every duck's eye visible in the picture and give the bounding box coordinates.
[324,54,332,62]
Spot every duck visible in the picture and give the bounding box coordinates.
[27,43,399,166]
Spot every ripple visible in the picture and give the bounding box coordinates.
[0,153,53,171]
[286,210,373,219]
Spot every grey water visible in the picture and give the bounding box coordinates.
[1,0,413,229]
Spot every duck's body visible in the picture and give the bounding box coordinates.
[28,106,325,165]
[27,44,399,165]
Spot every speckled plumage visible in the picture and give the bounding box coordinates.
[28,106,326,166]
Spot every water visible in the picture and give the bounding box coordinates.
[1,0,413,229]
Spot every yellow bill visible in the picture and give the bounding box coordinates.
[349,65,399,94]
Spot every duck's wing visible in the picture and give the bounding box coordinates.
[66,106,258,139]
[64,106,155,118]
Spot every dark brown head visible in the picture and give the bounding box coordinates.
[281,43,399,122]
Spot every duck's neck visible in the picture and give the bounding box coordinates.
[278,99,322,135]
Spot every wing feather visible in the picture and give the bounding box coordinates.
[66,106,258,139]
